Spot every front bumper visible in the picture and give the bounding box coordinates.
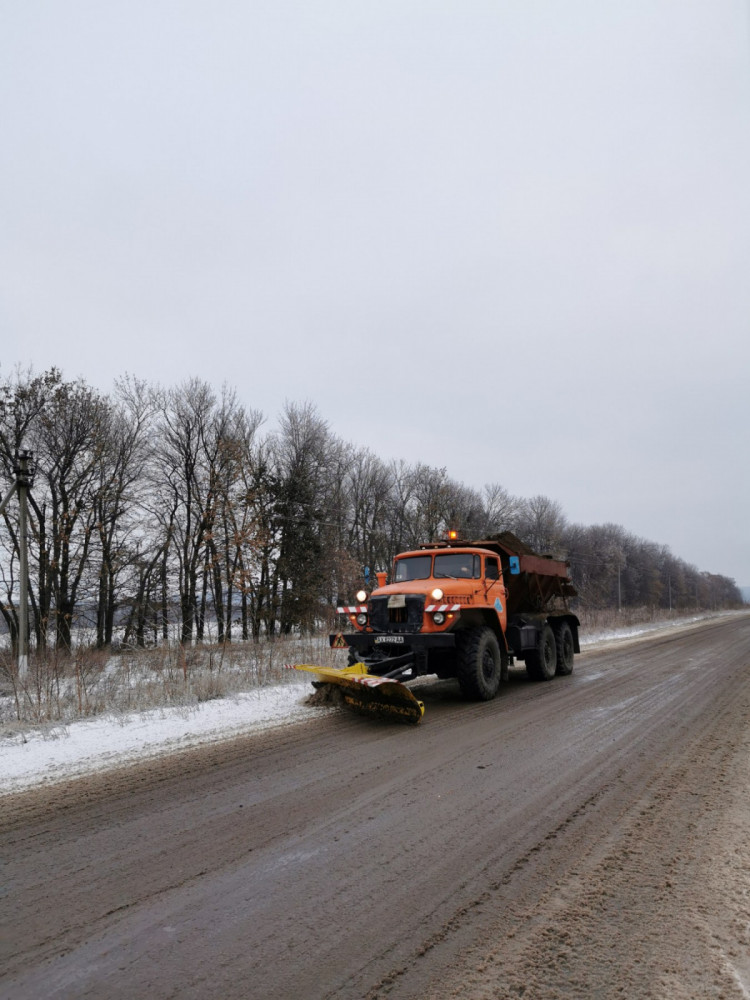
[329,630,457,679]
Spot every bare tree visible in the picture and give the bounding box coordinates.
[1,372,112,651]
[564,522,627,608]
[342,447,393,581]
[482,482,522,535]
[154,379,232,644]
[516,494,568,556]
[208,403,263,642]
[92,377,156,646]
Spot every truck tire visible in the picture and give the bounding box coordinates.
[456,627,502,701]
[525,624,557,681]
[553,621,575,676]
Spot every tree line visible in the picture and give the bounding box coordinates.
[0,368,743,653]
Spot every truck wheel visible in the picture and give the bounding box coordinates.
[525,625,557,681]
[457,627,502,701]
[554,622,575,676]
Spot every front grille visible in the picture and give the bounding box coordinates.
[369,595,425,633]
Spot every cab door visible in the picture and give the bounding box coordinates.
[484,556,507,630]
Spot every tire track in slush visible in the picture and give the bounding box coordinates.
[360,622,750,999]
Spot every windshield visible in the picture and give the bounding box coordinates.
[434,553,481,579]
[393,552,482,582]
[394,555,432,581]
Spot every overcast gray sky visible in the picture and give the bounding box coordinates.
[2,1,749,585]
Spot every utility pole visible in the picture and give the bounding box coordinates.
[17,451,32,679]
[0,450,34,679]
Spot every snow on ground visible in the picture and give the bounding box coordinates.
[0,614,735,796]
[0,676,321,796]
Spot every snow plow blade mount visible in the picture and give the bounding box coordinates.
[292,663,425,725]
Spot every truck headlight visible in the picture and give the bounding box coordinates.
[356,590,367,602]
[431,588,444,601]
[433,611,446,625]
[356,613,368,626]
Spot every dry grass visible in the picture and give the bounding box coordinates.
[575,605,704,634]
[0,635,338,726]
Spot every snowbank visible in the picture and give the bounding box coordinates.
[1,677,319,795]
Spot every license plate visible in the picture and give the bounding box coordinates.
[374,635,404,643]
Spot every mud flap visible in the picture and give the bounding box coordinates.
[290,663,425,724]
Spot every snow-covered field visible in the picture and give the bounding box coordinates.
[0,614,733,796]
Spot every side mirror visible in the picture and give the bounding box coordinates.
[509,556,520,575]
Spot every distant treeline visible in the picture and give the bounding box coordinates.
[0,368,743,652]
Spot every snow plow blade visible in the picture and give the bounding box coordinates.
[291,663,425,724]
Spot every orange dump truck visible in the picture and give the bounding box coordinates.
[331,532,579,703]
[293,531,580,722]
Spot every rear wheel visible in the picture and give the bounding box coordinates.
[525,625,557,681]
[553,622,575,676]
[456,627,503,701]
